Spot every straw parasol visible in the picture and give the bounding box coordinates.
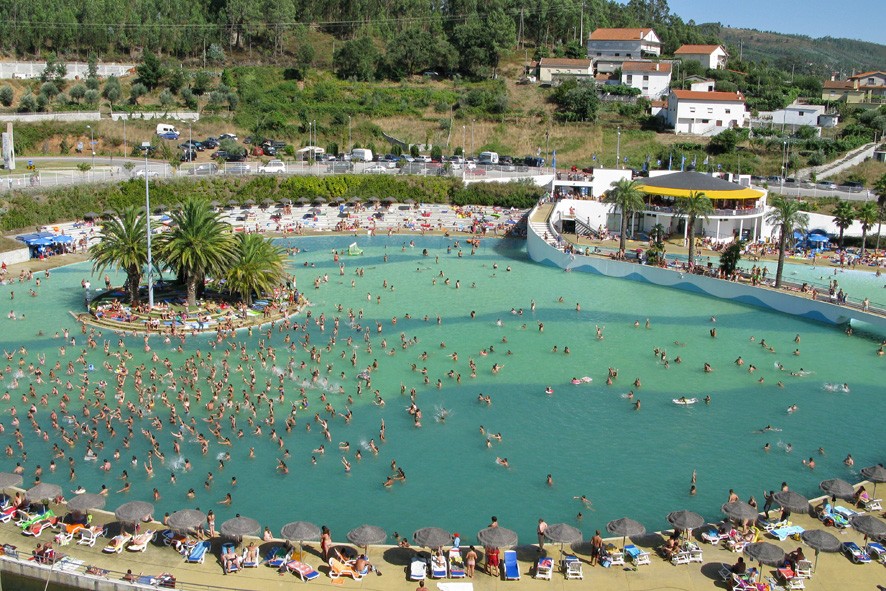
[544,523,583,555]
[861,465,886,496]
[296,197,309,205]
[167,509,206,533]
[311,197,326,204]
[0,473,23,489]
[772,490,810,514]
[800,529,841,571]
[850,514,886,540]
[605,517,645,549]
[476,526,518,548]
[819,478,855,501]
[281,521,321,556]
[666,510,704,531]
[26,483,62,501]
[412,527,452,550]
[115,501,154,524]
[722,501,759,523]
[83,212,99,220]
[66,493,105,513]
[220,516,260,539]
[744,541,786,568]
[347,524,386,559]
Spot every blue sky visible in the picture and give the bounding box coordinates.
[662,0,885,45]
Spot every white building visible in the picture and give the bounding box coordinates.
[687,78,716,92]
[665,90,748,136]
[620,61,672,99]
[756,101,827,132]
[673,45,729,70]
[587,28,661,73]
[535,58,594,83]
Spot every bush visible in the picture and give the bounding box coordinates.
[0,85,14,107]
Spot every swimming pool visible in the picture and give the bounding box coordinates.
[1,235,881,544]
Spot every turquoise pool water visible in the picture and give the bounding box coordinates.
[1,235,882,545]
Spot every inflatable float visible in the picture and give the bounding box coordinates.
[672,397,698,405]
[570,377,592,384]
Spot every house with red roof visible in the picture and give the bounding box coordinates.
[620,61,672,98]
[587,28,661,73]
[821,71,886,104]
[665,90,748,135]
[535,58,594,83]
[674,45,729,70]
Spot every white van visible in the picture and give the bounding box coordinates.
[156,124,180,139]
[350,148,373,162]
[478,151,499,165]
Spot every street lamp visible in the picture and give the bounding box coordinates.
[348,115,352,152]
[471,120,475,158]
[86,125,95,181]
[142,141,154,310]
[616,126,621,169]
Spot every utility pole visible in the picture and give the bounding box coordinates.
[579,1,585,48]
[517,8,524,49]
[616,126,621,169]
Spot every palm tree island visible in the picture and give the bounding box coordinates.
[87,198,298,333]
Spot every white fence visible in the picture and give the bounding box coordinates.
[0,112,101,123]
[0,61,135,80]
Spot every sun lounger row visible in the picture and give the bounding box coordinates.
[102,530,155,554]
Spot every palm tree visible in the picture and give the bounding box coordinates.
[674,191,714,266]
[873,173,886,252]
[604,178,645,253]
[856,201,879,256]
[156,198,237,308]
[832,201,855,248]
[89,206,148,304]
[765,195,808,288]
[225,233,287,305]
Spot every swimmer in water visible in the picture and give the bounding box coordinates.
[573,495,593,508]
[495,457,509,468]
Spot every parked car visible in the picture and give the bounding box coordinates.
[219,133,238,141]
[364,164,388,174]
[134,168,159,178]
[179,141,203,151]
[180,149,197,162]
[259,160,286,174]
[225,163,252,175]
[326,161,354,173]
[202,137,219,149]
[817,181,837,190]
[191,163,219,176]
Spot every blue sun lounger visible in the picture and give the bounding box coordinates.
[503,550,520,580]
[263,546,290,568]
[186,541,210,564]
[770,525,805,541]
[842,541,871,563]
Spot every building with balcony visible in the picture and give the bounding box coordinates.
[587,28,661,73]
[665,90,748,135]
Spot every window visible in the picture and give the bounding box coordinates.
[725,109,731,114]
[596,52,602,57]
[614,53,620,57]
[689,107,696,113]
[642,75,649,81]
[625,75,633,84]
[707,107,713,114]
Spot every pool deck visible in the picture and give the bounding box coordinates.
[0,499,882,591]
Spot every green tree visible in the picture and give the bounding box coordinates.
[69,83,87,103]
[86,55,98,80]
[832,201,855,248]
[129,82,148,105]
[224,233,286,304]
[159,89,174,108]
[0,85,13,107]
[103,76,122,107]
[719,240,745,276]
[552,79,599,122]
[18,93,37,113]
[335,37,379,82]
[856,201,878,256]
[156,198,237,308]
[136,51,166,90]
[166,68,188,94]
[84,89,100,106]
[76,162,92,175]
[674,191,714,266]
[192,71,213,95]
[765,195,808,288]
[207,43,226,65]
[604,178,645,253]
[89,206,148,305]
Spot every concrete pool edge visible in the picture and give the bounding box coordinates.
[527,203,886,334]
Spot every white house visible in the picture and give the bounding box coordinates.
[673,45,729,70]
[756,101,826,131]
[620,61,672,98]
[535,58,594,83]
[587,28,661,73]
[666,90,748,135]
[688,78,716,92]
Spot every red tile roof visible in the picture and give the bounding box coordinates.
[590,28,656,41]
[671,90,744,102]
[538,58,592,69]
[849,71,886,81]
[674,44,726,55]
[622,61,672,73]
[823,80,857,90]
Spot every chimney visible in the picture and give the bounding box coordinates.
[655,63,660,71]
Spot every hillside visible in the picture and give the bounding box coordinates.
[704,25,886,77]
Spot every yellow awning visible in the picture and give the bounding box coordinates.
[637,185,764,200]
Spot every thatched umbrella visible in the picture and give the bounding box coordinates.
[413,527,452,550]
[0,473,23,489]
[115,501,154,524]
[850,514,886,541]
[311,197,326,204]
[861,465,886,496]
[26,482,62,501]
[606,517,645,549]
[101,210,116,218]
[819,478,855,501]
[722,501,759,523]
[744,542,786,575]
[210,200,221,207]
[167,509,206,533]
[800,529,841,571]
[347,524,386,559]
[296,197,309,205]
[67,493,105,513]
[153,205,168,213]
[476,526,518,548]
[83,212,99,220]
[220,515,260,540]
[666,510,705,543]
[772,491,810,514]
[543,523,583,555]
[260,199,273,208]
[281,521,321,556]
[226,200,240,208]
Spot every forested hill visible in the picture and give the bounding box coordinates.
[705,25,886,77]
